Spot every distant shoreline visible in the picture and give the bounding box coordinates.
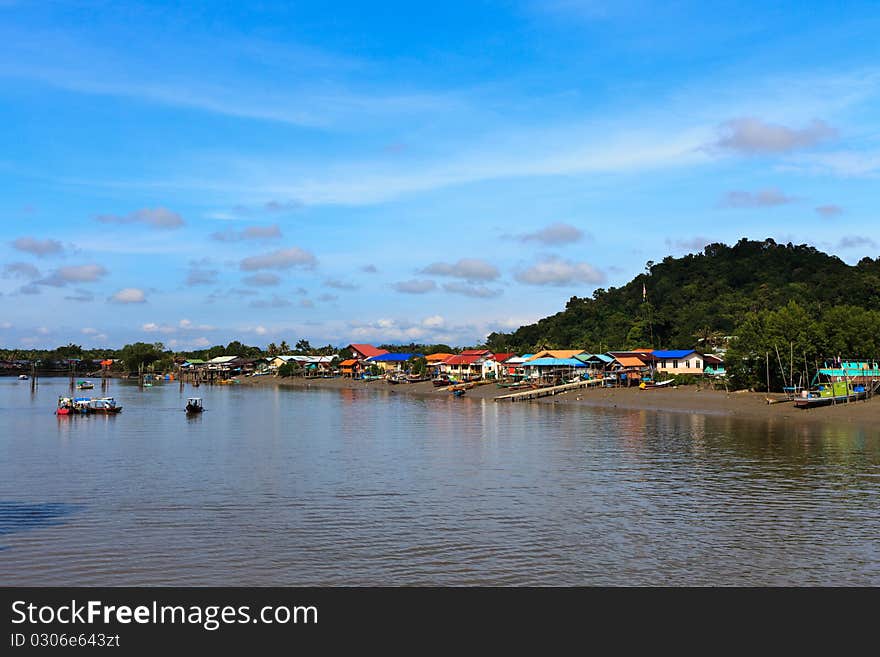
[237,375,880,432]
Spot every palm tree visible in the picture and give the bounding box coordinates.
[279,340,290,355]
[693,326,724,352]
[267,342,279,356]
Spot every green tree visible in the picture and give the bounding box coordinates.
[119,342,165,372]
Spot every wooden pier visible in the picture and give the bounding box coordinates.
[495,377,615,402]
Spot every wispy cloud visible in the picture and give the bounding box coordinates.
[816,204,843,218]
[514,222,586,245]
[666,236,714,252]
[242,273,281,287]
[38,264,108,287]
[210,224,282,242]
[110,288,147,304]
[837,235,877,250]
[185,267,219,286]
[239,247,317,271]
[97,207,184,229]
[12,236,64,257]
[710,117,837,155]
[515,256,606,287]
[323,278,359,290]
[3,262,40,279]
[719,188,796,208]
[442,282,503,298]
[421,258,500,282]
[392,279,437,294]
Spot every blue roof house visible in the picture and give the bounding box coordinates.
[652,350,706,376]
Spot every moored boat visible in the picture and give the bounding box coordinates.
[77,380,95,390]
[794,380,869,409]
[88,397,123,414]
[18,374,28,380]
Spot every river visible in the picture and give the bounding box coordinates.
[1,377,878,585]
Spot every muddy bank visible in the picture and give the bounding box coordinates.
[237,375,880,432]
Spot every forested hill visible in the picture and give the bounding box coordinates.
[485,238,880,354]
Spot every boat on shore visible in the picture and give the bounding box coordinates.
[794,380,869,409]
[639,378,675,390]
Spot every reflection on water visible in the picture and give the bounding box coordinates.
[0,377,878,585]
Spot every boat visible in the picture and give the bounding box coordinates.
[18,374,28,380]
[639,378,675,390]
[56,397,75,415]
[794,380,869,409]
[56,397,91,415]
[87,397,123,414]
[452,388,466,397]
[432,376,451,387]
[77,380,95,390]
[185,397,204,414]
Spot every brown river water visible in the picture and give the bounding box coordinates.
[1,377,878,585]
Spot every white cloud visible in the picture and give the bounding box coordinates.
[111,288,147,304]
[837,235,877,250]
[816,205,843,218]
[516,222,585,245]
[38,264,108,287]
[392,279,437,294]
[239,247,317,271]
[12,236,64,257]
[0,321,12,329]
[442,282,503,298]
[711,117,837,154]
[719,188,796,208]
[3,262,41,279]
[96,207,184,229]
[323,278,359,290]
[211,224,282,242]
[666,236,714,252]
[421,258,499,282]
[142,322,174,333]
[186,268,219,286]
[243,273,281,287]
[81,327,99,335]
[515,256,606,287]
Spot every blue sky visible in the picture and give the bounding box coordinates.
[2,0,880,349]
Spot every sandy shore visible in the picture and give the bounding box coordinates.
[237,375,880,431]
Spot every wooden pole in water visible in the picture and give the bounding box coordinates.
[765,351,771,393]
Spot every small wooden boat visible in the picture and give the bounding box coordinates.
[432,377,451,387]
[452,388,466,397]
[18,374,29,380]
[88,397,123,414]
[56,397,74,415]
[639,378,675,390]
[185,397,204,414]
[77,380,95,390]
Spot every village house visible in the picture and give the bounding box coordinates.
[439,350,493,380]
[347,344,389,361]
[482,353,515,380]
[652,350,706,376]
